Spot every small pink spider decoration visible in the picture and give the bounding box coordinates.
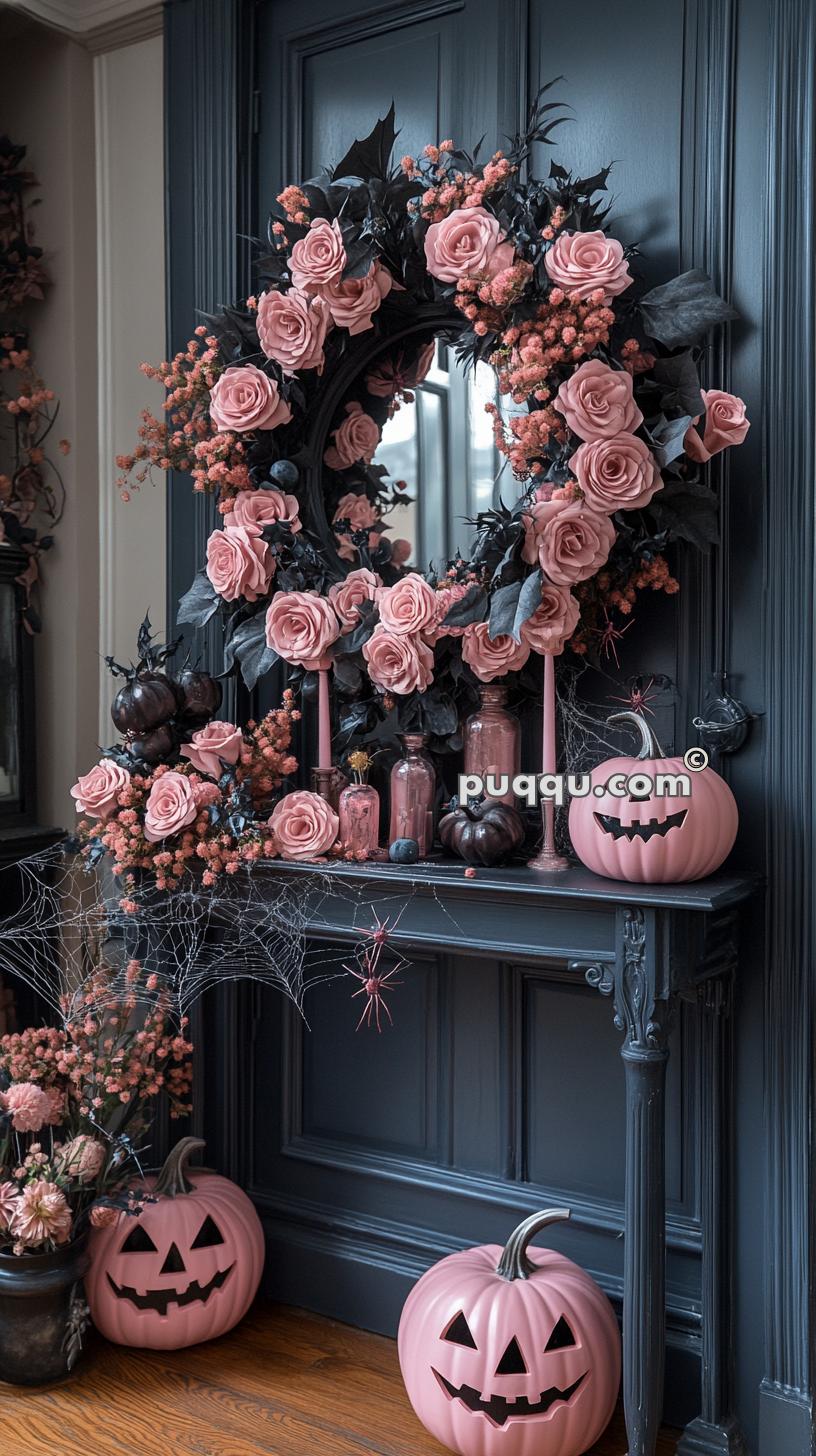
[610,673,670,718]
[592,607,634,668]
[346,909,409,1032]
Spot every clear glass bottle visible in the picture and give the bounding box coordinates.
[389,733,436,855]
[338,781,380,858]
[463,683,520,805]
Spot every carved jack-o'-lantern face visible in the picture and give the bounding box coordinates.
[398,1210,621,1456]
[568,711,738,884]
[86,1138,265,1351]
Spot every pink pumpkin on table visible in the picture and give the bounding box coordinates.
[568,710,738,883]
[86,1137,264,1349]
[398,1209,620,1456]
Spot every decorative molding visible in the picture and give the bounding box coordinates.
[760,0,816,1440]
[7,0,162,51]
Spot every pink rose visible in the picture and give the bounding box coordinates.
[696,389,751,460]
[265,590,340,670]
[520,584,580,655]
[1,1082,51,1133]
[143,770,199,842]
[59,1134,106,1184]
[544,229,632,301]
[269,790,339,861]
[206,524,273,602]
[324,402,381,470]
[230,487,301,536]
[320,261,393,335]
[683,421,711,464]
[522,498,615,585]
[554,359,643,441]
[70,759,130,819]
[328,567,381,629]
[461,622,530,682]
[377,573,438,636]
[424,205,515,283]
[571,433,662,513]
[256,287,332,375]
[362,628,434,695]
[424,581,471,643]
[209,365,292,433]
[180,721,243,779]
[333,491,380,532]
[289,217,346,292]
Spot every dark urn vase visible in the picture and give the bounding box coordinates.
[0,1237,89,1385]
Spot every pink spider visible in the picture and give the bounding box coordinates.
[346,956,404,1032]
[610,674,662,718]
[592,608,634,668]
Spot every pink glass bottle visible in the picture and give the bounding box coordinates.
[389,733,436,854]
[463,683,520,805]
[338,781,380,858]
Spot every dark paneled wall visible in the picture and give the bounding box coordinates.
[164,2,816,1450]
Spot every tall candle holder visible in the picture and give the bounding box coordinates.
[528,652,569,872]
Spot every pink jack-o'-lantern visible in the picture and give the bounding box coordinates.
[568,710,738,883]
[398,1209,620,1456]
[85,1137,264,1350]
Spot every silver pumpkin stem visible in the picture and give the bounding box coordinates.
[152,1136,206,1198]
[607,710,664,760]
[496,1208,571,1281]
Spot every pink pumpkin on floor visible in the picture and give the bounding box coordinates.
[398,1209,620,1456]
[86,1137,264,1349]
[568,710,738,883]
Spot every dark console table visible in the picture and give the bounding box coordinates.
[204,860,757,1456]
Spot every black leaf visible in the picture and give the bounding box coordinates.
[177,571,220,629]
[648,479,720,550]
[488,580,522,640]
[511,568,543,640]
[639,269,738,348]
[651,350,704,417]
[331,103,397,183]
[420,690,458,737]
[647,414,694,469]
[441,584,488,629]
[332,656,363,694]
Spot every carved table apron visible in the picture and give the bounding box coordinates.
[239,862,756,1456]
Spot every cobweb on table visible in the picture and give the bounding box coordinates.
[0,842,471,1028]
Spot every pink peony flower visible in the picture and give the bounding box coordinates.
[90,1203,120,1229]
[328,568,381,629]
[319,261,393,335]
[206,524,273,602]
[544,229,632,301]
[424,205,515,283]
[11,1179,72,1247]
[520,584,580,655]
[208,365,292,433]
[570,433,662,513]
[0,1182,20,1233]
[362,628,434,695]
[289,217,346,292]
[332,491,380,531]
[522,498,615,585]
[230,487,301,536]
[461,622,530,682]
[70,759,131,820]
[180,721,243,778]
[59,1135,106,1184]
[269,790,339,861]
[1,1082,51,1133]
[143,770,199,842]
[265,590,340,670]
[324,402,381,471]
[377,573,438,636]
[554,359,643,441]
[256,287,332,375]
[702,390,750,453]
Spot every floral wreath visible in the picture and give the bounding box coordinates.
[88,88,750,893]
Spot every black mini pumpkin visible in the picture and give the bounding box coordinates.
[176,667,222,725]
[439,797,525,866]
[111,671,179,736]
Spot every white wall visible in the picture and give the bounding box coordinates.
[0,14,166,826]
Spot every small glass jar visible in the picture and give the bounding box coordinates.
[338,781,380,858]
[389,733,436,855]
[463,683,520,805]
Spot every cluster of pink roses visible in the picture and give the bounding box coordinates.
[205,485,301,601]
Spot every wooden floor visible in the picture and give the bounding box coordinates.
[0,1302,677,1455]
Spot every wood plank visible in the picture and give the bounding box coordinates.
[0,1302,677,1454]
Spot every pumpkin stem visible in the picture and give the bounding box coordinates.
[607,710,665,760]
[152,1137,206,1198]
[496,1208,571,1281]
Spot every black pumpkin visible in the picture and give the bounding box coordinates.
[176,667,222,725]
[111,671,179,736]
[127,723,177,765]
[439,797,525,866]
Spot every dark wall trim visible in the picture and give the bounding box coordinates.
[759,0,816,1446]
